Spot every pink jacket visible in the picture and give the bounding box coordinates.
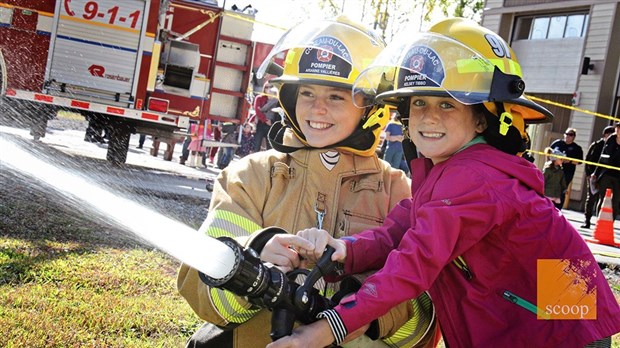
[253,94,269,124]
[188,123,206,153]
[331,144,620,347]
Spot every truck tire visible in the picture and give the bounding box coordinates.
[0,98,53,138]
[107,122,131,165]
[29,104,57,140]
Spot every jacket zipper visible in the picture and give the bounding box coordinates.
[453,256,473,280]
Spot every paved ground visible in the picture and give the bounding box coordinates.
[2,121,620,266]
[560,209,620,265]
[1,123,220,200]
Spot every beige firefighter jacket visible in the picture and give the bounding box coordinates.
[178,130,420,348]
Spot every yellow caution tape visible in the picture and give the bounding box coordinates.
[525,95,620,123]
[591,250,620,259]
[527,149,620,172]
[523,95,619,172]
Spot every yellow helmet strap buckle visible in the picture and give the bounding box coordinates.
[363,105,389,129]
[493,101,513,136]
[499,111,513,136]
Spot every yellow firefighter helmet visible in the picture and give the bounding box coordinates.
[257,15,389,156]
[353,17,553,147]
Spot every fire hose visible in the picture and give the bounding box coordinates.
[199,237,338,341]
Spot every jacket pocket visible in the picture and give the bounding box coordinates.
[349,178,384,193]
[339,209,384,236]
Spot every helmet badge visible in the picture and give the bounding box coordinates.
[399,45,445,88]
[316,47,333,62]
[298,36,353,79]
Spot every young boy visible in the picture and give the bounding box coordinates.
[543,147,567,209]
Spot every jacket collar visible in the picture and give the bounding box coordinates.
[281,129,384,176]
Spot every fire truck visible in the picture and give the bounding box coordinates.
[0,0,258,164]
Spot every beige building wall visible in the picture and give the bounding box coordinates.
[482,0,620,209]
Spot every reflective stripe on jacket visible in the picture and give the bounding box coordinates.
[177,130,426,348]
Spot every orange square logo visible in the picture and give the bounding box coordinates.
[537,259,597,320]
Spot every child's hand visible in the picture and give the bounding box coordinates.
[265,319,334,348]
[296,228,347,264]
[261,234,315,273]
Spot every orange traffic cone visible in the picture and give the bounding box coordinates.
[585,188,620,247]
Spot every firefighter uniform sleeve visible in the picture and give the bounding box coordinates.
[177,159,274,328]
[362,167,438,346]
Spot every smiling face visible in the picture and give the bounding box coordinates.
[407,96,486,164]
[295,84,365,148]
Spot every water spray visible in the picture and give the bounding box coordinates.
[0,135,338,339]
[0,135,236,279]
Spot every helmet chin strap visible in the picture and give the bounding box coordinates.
[267,119,381,156]
[268,120,301,154]
[495,102,513,136]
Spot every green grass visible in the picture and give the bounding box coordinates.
[0,181,203,347]
[0,175,618,347]
[0,240,202,348]
[56,110,84,121]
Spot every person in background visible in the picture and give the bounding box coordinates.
[84,114,108,143]
[543,147,567,210]
[215,121,238,169]
[261,88,282,123]
[208,123,221,165]
[592,123,620,220]
[383,112,405,171]
[269,17,620,348]
[179,124,193,165]
[137,134,147,149]
[581,125,615,228]
[177,16,437,348]
[253,80,276,152]
[521,125,535,163]
[399,153,411,177]
[187,122,206,168]
[236,122,255,158]
[550,127,583,207]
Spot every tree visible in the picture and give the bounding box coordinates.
[313,0,485,40]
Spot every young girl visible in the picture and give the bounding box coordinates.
[543,147,567,209]
[187,122,207,168]
[177,16,437,348]
[235,122,255,158]
[270,18,620,348]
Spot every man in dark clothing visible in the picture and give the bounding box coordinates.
[550,127,584,207]
[581,125,615,228]
[216,122,237,169]
[593,123,620,220]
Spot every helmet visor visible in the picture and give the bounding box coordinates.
[257,20,383,81]
[353,32,515,107]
